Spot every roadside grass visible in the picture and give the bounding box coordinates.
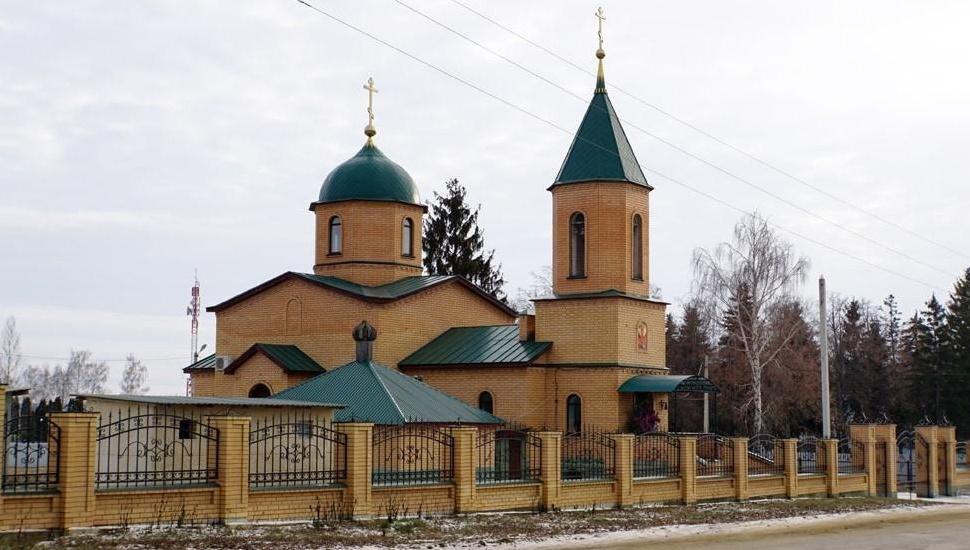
[39,497,934,549]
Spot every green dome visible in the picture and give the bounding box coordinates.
[317,143,421,205]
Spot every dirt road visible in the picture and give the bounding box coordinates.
[554,507,970,550]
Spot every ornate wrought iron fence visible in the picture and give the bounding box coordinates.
[3,397,60,493]
[249,413,346,488]
[896,430,927,494]
[95,406,219,490]
[838,437,865,474]
[475,427,541,485]
[957,441,968,471]
[797,437,825,475]
[561,431,616,481]
[697,434,734,477]
[633,433,679,479]
[747,434,783,476]
[372,425,454,486]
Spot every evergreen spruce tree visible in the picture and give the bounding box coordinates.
[423,179,507,301]
[945,267,970,429]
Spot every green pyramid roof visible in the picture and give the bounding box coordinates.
[272,359,504,425]
[553,62,650,188]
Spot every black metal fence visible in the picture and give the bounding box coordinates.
[896,430,924,494]
[633,433,679,479]
[747,434,784,476]
[697,434,734,477]
[561,431,616,481]
[475,427,541,485]
[372,425,454,486]
[957,441,968,471]
[95,406,219,490]
[838,437,865,474]
[3,397,61,494]
[249,413,346,488]
[797,437,825,475]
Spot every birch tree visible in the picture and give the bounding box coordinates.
[119,353,149,394]
[692,213,809,434]
[1,317,22,384]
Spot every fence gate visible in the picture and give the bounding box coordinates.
[896,430,929,497]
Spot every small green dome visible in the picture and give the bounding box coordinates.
[317,143,420,205]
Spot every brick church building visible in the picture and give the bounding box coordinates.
[184,44,715,433]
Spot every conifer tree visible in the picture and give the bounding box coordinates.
[945,267,970,428]
[423,179,507,301]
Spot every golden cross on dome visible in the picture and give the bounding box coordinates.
[363,77,378,142]
[595,7,606,55]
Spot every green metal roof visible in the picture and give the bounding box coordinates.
[533,289,669,304]
[273,360,504,425]
[227,343,325,374]
[399,325,550,367]
[78,394,344,409]
[183,353,216,373]
[208,272,516,317]
[618,375,718,394]
[553,68,650,188]
[314,143,421,206]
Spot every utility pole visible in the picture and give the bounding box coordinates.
[819,276,831,438]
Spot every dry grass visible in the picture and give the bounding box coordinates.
[23,497,933,549]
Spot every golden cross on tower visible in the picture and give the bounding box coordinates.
[595,6,606,58]
[363,76,378,143]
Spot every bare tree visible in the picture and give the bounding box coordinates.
[510,266,553,314]
[692,213,809,434]
[119,353,149,394]
[1,316,22,384]
[21,350,109,402]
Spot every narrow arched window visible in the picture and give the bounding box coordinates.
[569,212,586,278]
[632,214,643,280]
[402,217,414,257]
[478,391,494,414]
[566,394,582,434]
[329,216,342,254]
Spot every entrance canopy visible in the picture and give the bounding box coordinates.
[618,374,718,394]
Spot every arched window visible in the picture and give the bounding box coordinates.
[402,217,414,257]
[248,383,272,398]
[632,214,643,280]
[566,394,582,434]
[285,298,302,336]
[328,216,342,254]
[569,212,586,278]
[478,391,494,414]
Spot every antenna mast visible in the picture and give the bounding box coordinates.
[185,271,201,396]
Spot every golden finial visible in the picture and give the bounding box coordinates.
[595,6,606,59]
[363,77,379,144]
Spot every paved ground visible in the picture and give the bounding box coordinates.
[555,507,970,550]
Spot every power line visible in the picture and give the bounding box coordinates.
[291,0,947,293]
[21,354,191,363]
[391,0,955,278]
[447,0,970,262]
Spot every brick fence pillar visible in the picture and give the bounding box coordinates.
[610,433,634,508]
[450,426,478,514]
[536,432,561,511]
[821,439,839,497]
[50,412,99,531]
[732,437,748,501]
[337,422,373,518]
[873,424,897,497]
[679,437,697,505]
[916,426,939,498]
[207,416,249,525]
[938,426,957,497]
[782,439,798,498]
[849,425,877,496]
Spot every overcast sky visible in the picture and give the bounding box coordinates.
[3,1,969,395]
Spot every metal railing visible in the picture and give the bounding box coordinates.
[3,398,60,494]
[249,413,346,488]
[633,433,679,479]
[475,427,541,485]
[797,437,825,475]
[696,434,734,477]
[747,434,784,476]
[838,437,865,474]
[561,431,616,481]
[957,441,968,471]
[372,425,454,486]
[95,406,219,490]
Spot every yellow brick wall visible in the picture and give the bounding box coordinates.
[0,494,59,530]
[313,200,424,286]
[534,296,666,369]
[92,487,220,527]
[248,488,346,522]
[550,182,650,296]
[203,277,514,397]
[191,354,317,397]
